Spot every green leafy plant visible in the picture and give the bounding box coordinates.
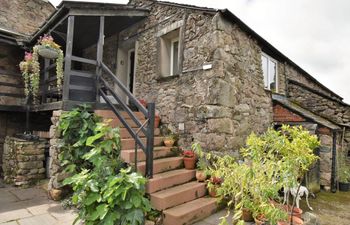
[58,105,101,175]
[19,34,64,104]
[37,34,64,92]
[19,51,40,102]
[59,106,151,225]
[192,143,208,171]
[203,125,319,225]
[338,153,350,183]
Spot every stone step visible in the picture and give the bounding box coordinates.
[121,136,163,150]
[150,181,207,210]
[108,118,147,128]
[163,197,219,225]
[119,127,160,139]
[146,169,196,194]
[137,157,183,176]
[95,110,145,120]
[121,146,176,163]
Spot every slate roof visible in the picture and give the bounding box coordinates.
[272,94,341,130]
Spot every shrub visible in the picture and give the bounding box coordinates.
[59,106,151,225]
[204,125,319,225]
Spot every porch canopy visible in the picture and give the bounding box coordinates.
[30,1,149,50]
[28,1,149,110]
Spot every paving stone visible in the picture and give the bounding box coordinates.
[0,190,19,204]
[18,214,57,225]
[0,207,32,223]
[10,188,47,201]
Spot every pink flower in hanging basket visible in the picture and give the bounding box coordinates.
[24,52,33,61]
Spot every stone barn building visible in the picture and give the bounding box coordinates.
[1,0,350,224]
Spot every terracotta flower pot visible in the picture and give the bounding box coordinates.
[196,170,207,182]
[209,186,218,197]
[278,216,304,225]
[154,116,160,128]
[241,208,254,222]
[164,139,175,147]
[183,157,196,169]
[283,205,303,219]
[254,214,267,225]
[290,207,303,219]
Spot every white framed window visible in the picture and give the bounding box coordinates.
[159,29,180,77]
[261,53,278,92]
[170,38,179,75]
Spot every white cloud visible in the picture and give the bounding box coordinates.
[49,0,350,103]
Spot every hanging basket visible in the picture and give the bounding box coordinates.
[37,45,59,59]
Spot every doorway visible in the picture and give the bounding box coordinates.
[127,49,136,104]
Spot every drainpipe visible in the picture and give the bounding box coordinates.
[331,130,337,193]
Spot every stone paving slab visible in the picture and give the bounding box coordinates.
[0,184,77,225]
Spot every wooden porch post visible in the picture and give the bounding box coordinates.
[96,16,105,103]
[62,16,75,101]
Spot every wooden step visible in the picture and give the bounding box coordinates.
[146,169,196,194]
[119,128,160,139]
[137,157,183,176]
[150,181,207,210]
[121,146,176,163]
[108,118,147,128]
[163,197,219,225]
[121,137,163,150]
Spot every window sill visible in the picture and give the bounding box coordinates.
[156,74,180,82]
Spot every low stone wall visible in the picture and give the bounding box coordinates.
[48,110,65,192]
[2,136,46,186]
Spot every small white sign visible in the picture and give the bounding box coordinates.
[178,123,185,131]
[203,64,212,70]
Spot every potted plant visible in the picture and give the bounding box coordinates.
[338,166,350,192]
[183,149,196,170]
[154,111,160,128]
[19,52,40,102]
[163,135,176,147]
[192,143,208,182]
[36,34,61,59]
[35,34,64,92]
[207,177,222,197]
[139,99,147,108]
[19,34,64,104]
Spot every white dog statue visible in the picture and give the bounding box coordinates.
[283,185,314,211]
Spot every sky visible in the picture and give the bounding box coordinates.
[49,0,350,103]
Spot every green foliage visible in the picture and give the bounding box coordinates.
[64,167,151,225]
[192,143,208,171]
[59,106,151,225]
[204,125,320,225]
[58,105,101,174]
[338,153,350,183]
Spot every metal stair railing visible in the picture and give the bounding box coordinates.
[98,62,155,178]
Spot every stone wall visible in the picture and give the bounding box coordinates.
[0,112,26,174]
[287,82,350,157]
[0,0,54,35]
[48,110,64,192]
[2,136,46,186]
[118,2,273,151]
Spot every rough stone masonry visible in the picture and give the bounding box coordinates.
[2,136,46,186]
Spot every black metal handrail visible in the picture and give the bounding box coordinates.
[99,62,155,178]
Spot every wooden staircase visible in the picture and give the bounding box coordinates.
[95,110,219,225]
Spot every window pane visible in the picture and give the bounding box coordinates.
[261,55,268,88]
[268,60,276,91]
[172,41,179,75]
